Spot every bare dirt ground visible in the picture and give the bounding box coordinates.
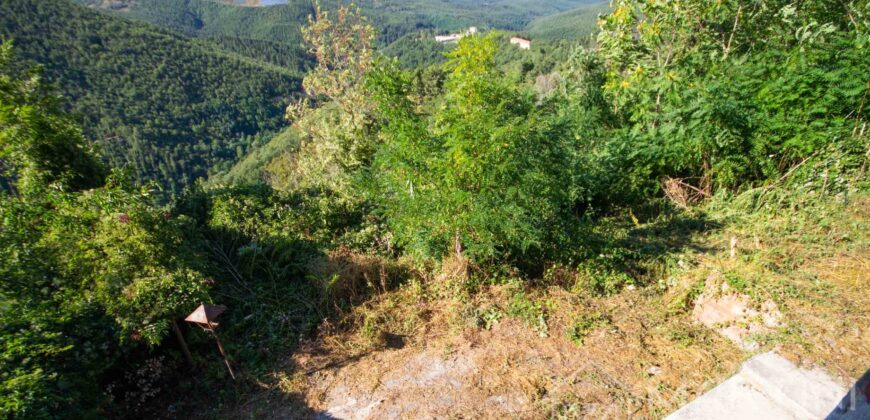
[218,194,868,419]
[288,287,746,419]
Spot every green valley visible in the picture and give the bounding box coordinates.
[3,0,606,197]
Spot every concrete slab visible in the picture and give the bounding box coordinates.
[667,373,798,420]
[740,352,846,418]
[666,352,849,420]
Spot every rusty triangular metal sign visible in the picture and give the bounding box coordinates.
[184,304,226,326]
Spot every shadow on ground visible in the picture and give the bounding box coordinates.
[574,210,722,287]
[827,368,870,420]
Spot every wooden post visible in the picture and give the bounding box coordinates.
[184,303,234,380]
[207,321,236,380]
[171,320,194,366]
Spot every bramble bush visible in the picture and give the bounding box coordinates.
[596,0,868,196]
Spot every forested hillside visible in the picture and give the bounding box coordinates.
[527,2,610,41]
[78,0,315,44]
[79,0,605,45]
[42,0,605,196]
[1,0,301,197]
[378,31,454,69]
[79,0,317,69]
[1,0,867,418]
[360,0,605,40]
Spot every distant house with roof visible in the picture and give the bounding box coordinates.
[435,27,478,43]
[435,34,463,43]
[510,37,531,50]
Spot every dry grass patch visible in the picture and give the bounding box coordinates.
[282,277,742,418]
[208,192,868,419]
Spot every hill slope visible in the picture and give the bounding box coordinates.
[75,0,315,70]
[78,0,605,45]
[1,0,302,197]
[526,2,609,41]
[78,0,314,43]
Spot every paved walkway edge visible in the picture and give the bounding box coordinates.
[666,352,850,420]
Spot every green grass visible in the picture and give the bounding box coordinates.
[566,312,607,345]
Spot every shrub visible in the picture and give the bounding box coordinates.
[366,34,581,264]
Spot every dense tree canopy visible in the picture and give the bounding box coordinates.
[1,0,302,199]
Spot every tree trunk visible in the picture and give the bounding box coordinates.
[172,320,194,366]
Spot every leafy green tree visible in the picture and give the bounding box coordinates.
[367,33,579,263]
[267,1,379,196]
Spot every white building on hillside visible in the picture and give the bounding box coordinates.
[435,34,463,43]
[435,27,478,43]
[510,37,531,50]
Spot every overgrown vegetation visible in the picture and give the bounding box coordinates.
[1,0,867,416]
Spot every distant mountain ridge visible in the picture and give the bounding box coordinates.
[77,0,604,45]
[527,2,609,41]
[77,0,315,43]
